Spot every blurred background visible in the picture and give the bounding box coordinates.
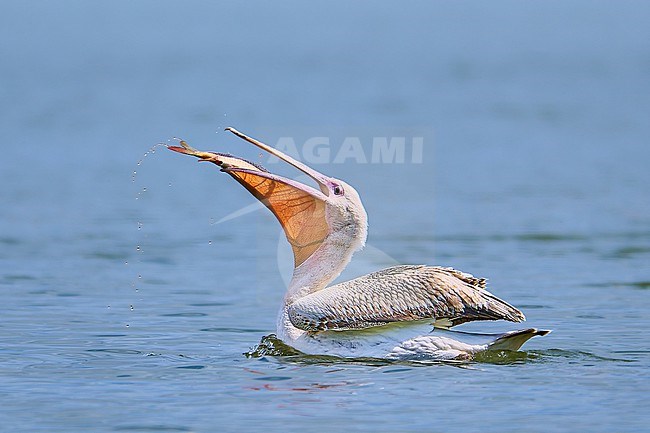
[1,1,649,432]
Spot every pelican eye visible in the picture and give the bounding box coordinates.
[333,185,344,196]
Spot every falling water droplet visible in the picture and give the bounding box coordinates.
[208,240,212,245]
[125,261,129,265]
[138,274,142,279]
[136,245,141,252]
[130,305,134,311]
[125,324,130,328]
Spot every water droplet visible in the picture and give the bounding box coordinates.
[130,305,134,311]
[125,324,130,328]
[168,182,172,187]
[136,245,141,252]
[208,240,212,245]
[107,305,111,309]
[125,261,128,265]
[138,274,142,279]
[137,222,143,230]
[142,187,147,193]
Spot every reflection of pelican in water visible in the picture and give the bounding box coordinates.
[168,128,549,361]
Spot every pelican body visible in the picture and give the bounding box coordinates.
[168,128,549,361]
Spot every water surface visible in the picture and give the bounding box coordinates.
[1,1,649,432]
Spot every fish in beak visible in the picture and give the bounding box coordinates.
[167,128,333,267]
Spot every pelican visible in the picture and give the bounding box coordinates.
[168,128,549,361]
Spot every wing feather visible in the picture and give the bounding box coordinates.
[287,265,525,332]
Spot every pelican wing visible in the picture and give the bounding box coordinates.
[287,265,525,332]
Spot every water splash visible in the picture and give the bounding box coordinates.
[131,141,174,314]
[132,139,184,207]
[245,334,303,358]
[132,142,169,183]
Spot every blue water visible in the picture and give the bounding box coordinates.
[1,1,649,432]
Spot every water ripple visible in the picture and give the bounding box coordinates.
[86,348,143,355]
[160,312,207,317]
[113,425,191,432]
[530,348,637,363]
[201,327,268,333]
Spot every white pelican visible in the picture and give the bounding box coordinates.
[168,128,549,361]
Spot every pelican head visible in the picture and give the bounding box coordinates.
[168,128,368,287]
